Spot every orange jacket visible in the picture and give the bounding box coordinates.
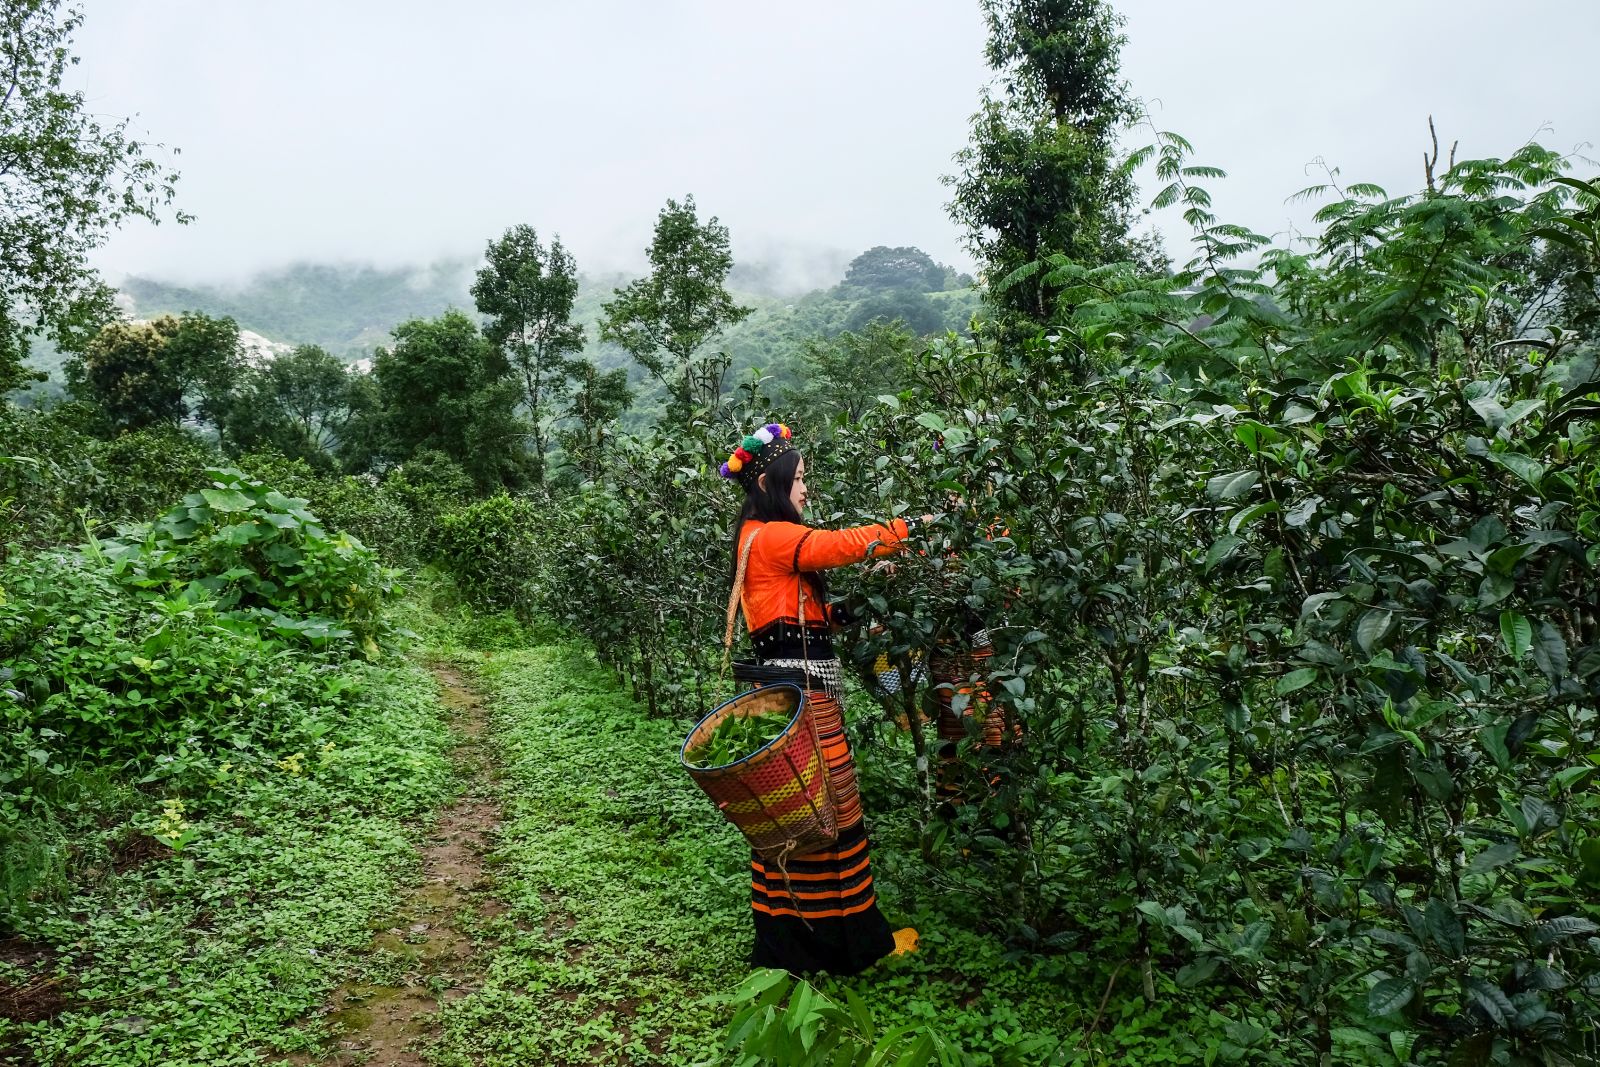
[738,518,910,633]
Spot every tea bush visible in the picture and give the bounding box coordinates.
[434,492,542,614]
[447,147,1600,1062]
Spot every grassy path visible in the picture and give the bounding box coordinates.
[288,665,505,1066]
[425,643,752,1066]
[0,661,456,1067]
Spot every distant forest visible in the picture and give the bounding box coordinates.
[31,249,980,415]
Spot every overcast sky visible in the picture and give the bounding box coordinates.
[74,1,1600,288]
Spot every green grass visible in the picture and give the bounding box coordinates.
[0,659,455,1066]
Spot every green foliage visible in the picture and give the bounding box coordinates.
[84,423,222,525]
[370,310,533,491]
[0,655,454,1062]
[947,0,1150,323]
[222,343,374,468]
[600,195,754,418]
[685,710,788,768]
[0,404,219,554]
[792,319,922,424]
[66,313,244,433]
[472,225,588,478]
[233,451,422,562]
[0,0,186,392]
[844,247,948,293]
[557,360,633,482]
[433,493,542,614]
[721,969,965,1066]
[101,467,399,654]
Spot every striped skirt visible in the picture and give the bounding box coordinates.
[748,663,894,975]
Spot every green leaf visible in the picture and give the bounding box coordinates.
[1465,978,1514,1026]
[1354,608,1397,654]
[1485,450,1544,488]
[200,488,254,513]
[1531,621,1569,682]
[1533,916,1599,945]
[1205,535,1243,573]
[732,968,790,1003]
[1227,501,1279,534]
[1206,470,1259,501]
[1367,976,1415,1016]
[1275,668,1318,696]
[1425,899,1465,958]
[1464,841,1519,875]
[1469,395,1508,429]
[1176,956,1220,987]
[1499,612,1533,662]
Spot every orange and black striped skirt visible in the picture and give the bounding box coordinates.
[748,674,895,975]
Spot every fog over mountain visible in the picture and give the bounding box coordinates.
[71,0,1599,289]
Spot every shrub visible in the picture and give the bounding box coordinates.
[101,467,400,654]
[434,493,540,614]
[235,451,421,562]
[85,423,221,525]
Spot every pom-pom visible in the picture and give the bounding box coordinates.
[779,424,792,439]
[719,461,732,478]
[727,455,744,473]
[754,427,774,445]
[742,434,763,453]
[734,447,752,464]
[764,422,783,437]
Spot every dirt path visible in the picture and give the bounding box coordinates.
[287,664,503,1066]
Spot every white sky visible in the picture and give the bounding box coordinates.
[73,1,1600,286]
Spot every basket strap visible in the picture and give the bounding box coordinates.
[722,526,762,676]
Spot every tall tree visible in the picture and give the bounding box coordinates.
[1,1,186,394]
[370,310,530,491]
[470,226,585,480]
[946,0,1146,322]
[558,362,632,482]
[599,196,752,420]
[844,246,947,293]
[223,345,372,469]
[66,313,242,433]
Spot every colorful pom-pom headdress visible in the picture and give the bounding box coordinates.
[719,422,794,487]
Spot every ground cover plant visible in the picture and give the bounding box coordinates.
[0,638,454,1065]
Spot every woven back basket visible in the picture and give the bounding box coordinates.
[681,683,837,859]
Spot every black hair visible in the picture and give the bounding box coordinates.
[728,448,829,609]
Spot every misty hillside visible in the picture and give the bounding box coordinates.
[114,256,981,395]
[106,255,979,415]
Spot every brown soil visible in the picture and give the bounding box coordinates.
[282,664,505,1066]
[0,938,67,1067]
[108,832,173,874]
